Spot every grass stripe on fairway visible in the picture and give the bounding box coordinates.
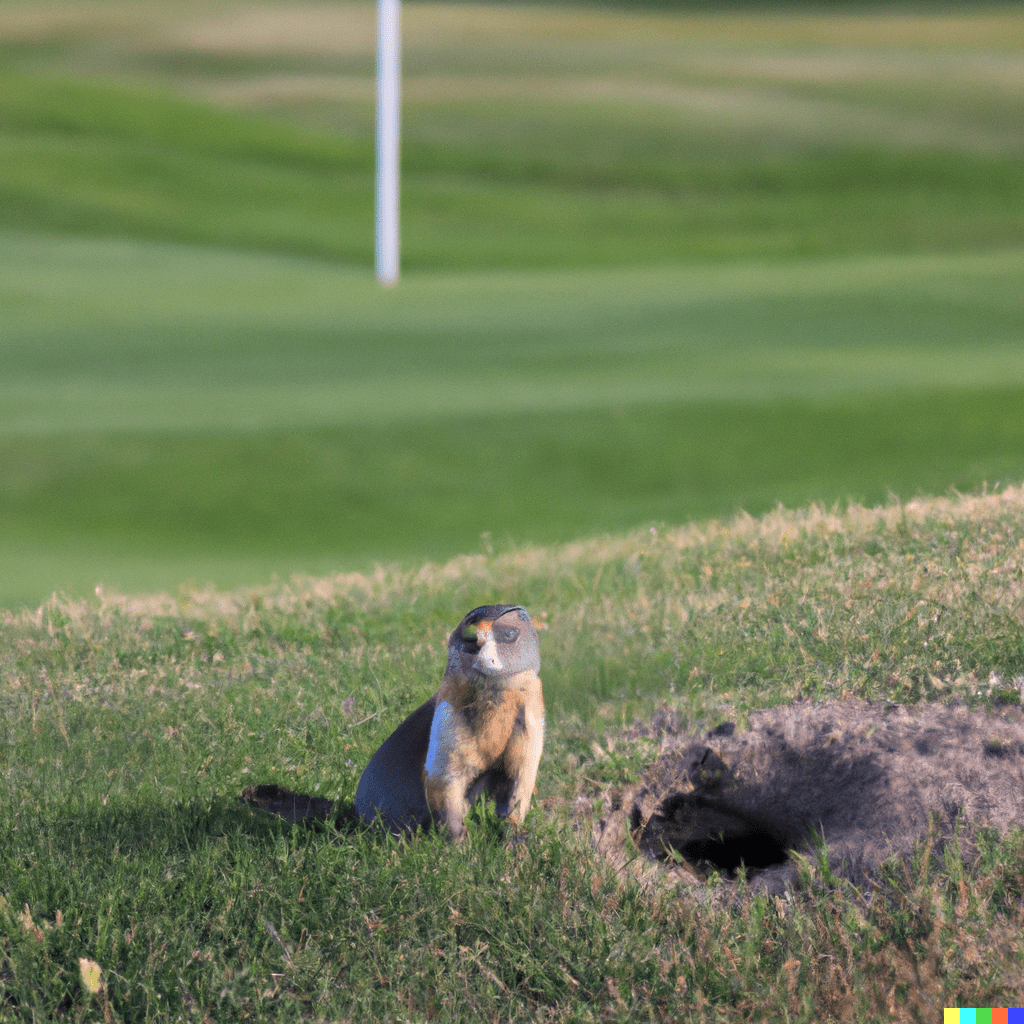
[2,233,1023,610]
[4,386,1024,575]
[3,58,1023,270]
[3,233,1024,433]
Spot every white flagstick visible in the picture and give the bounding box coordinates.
[376,0,401,287]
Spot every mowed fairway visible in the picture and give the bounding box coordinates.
[2,1,1024,610]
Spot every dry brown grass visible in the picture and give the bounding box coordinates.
[7,2,1023,55]
[13,483,1021,631]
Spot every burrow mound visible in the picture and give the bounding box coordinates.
[592,699,1024,892]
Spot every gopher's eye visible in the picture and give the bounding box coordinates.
[501,627,519,642]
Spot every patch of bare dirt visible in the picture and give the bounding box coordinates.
[589,699,1024,892]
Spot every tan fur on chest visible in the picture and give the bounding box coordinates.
[435,675,530,763]
[425,668,544,837]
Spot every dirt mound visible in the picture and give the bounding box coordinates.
[592,700,1024,892]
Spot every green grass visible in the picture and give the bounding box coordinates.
[3,4,1024,1018]
[2,56,1023,269]
[3,232,1024,609]
[3,489,1024,1021]
[0,72,375,265]
[4,3,1024,272]
[1,0,1023,612]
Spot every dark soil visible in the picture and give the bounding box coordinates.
[591,699,1024,892]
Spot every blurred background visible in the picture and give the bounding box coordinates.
[2,0,1023,611]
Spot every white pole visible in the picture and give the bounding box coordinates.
[376,0,401,287]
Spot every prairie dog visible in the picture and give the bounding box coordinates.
[354,605,544,839]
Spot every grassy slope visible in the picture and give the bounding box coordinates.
[4,6,1024,270]
[3,70,1023,269]
[0,1,1023,612]
[3,232,1024,609]
[2,489,1024,1021]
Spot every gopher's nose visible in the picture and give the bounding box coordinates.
[472,636,504,676]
